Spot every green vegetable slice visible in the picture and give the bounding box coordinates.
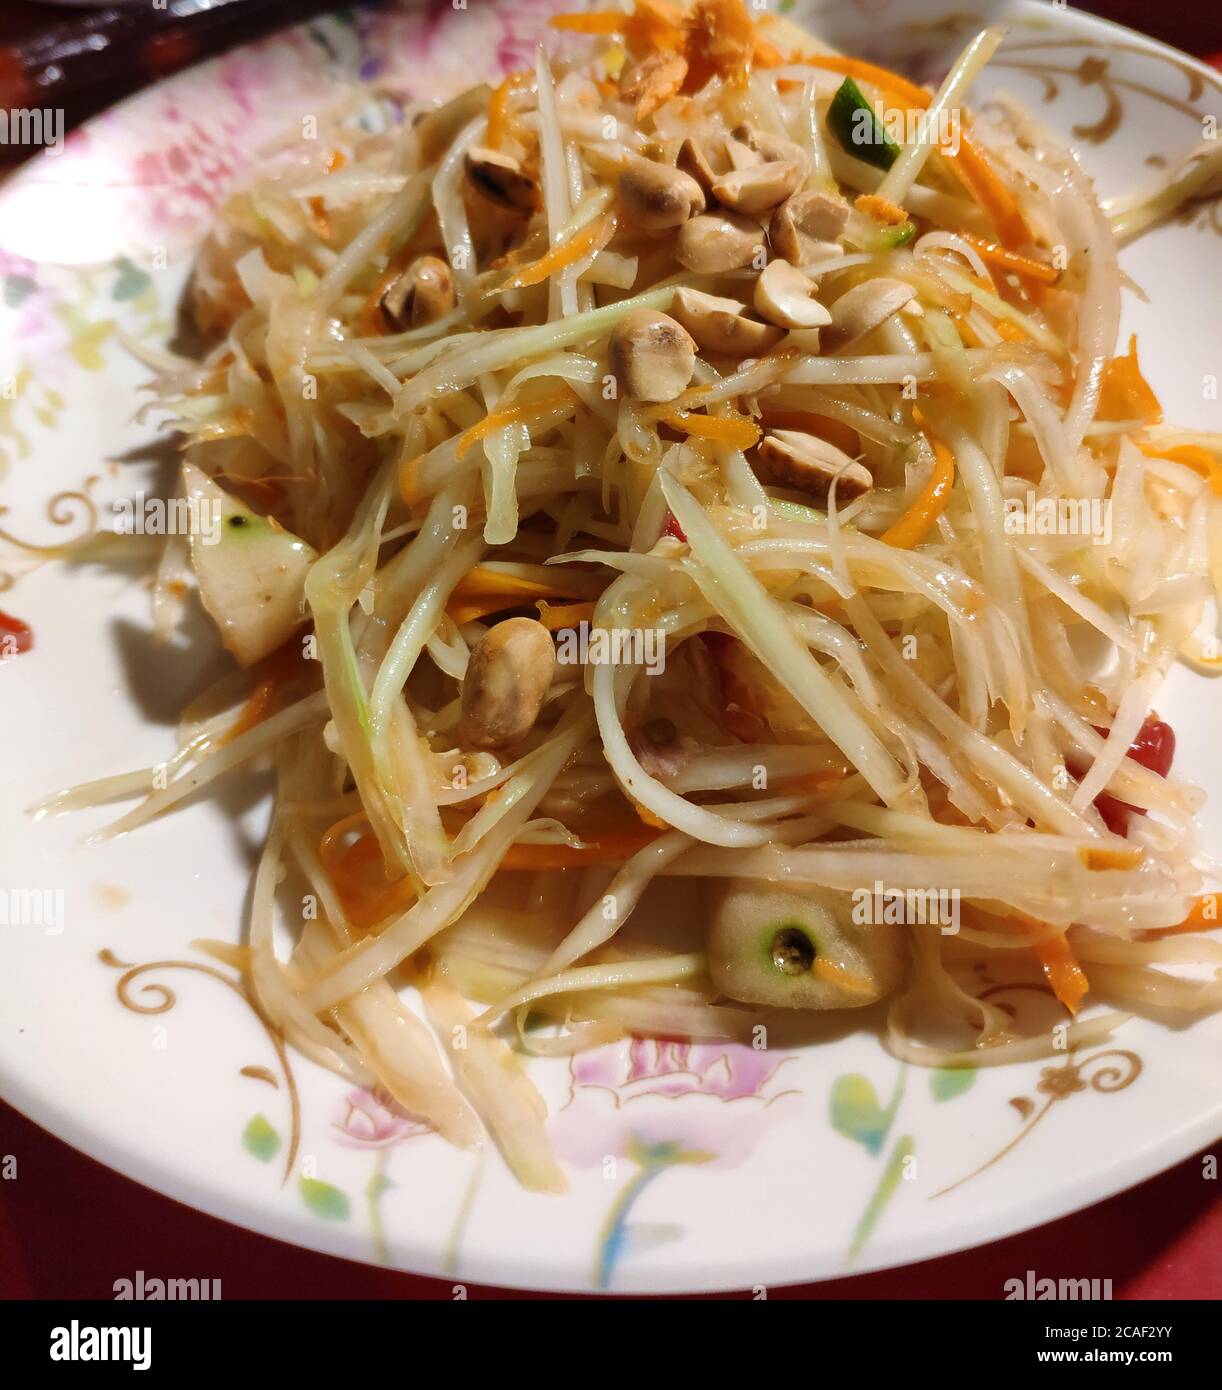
[880,221,916,249]
[828,76,901,171]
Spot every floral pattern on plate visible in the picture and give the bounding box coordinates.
[0,1,1219,1293]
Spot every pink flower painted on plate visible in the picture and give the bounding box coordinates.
[333,1088,433,1150]
[550,1037,799,1170]
[356,0,580,102]
[0,255,78,378]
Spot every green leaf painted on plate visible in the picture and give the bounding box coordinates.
[619,1222,684,1259]
[242,1113,281,1163]
[625,1132,714,1169]
[830,1073,889,1155]
[113,258,152,302]
[131,285,160,318]
[930,1066,977,1102]
[300,1177,350,1222]
[4,276,35,308]
[55,306,116,371]
[849,1134,915,1259]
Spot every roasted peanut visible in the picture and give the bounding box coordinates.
[711,159,803,214]
[670,287,784,356]
[460,617,556,749]
[674,209,765,273]
[753,259,831,330]
[381,255,454,330]
[823,277,917,352]
[770,190,849,264]
[731,123,809,169]
[618,156,705,231]
[465,146,538,213]
[676,136,723,194]
[756,429,872,501]
[608,308,697,401]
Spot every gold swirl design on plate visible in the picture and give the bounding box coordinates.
[932,1046,1142,1199]
[98,948,301,1184]
[0,479,101,591]
[993,51,1206,144]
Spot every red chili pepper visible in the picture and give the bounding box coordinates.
[1092,793,1132,838]
[1124,716,1175,778]
[1083,716,1175,836]
[0,609,33,659]
[660,510,687,543]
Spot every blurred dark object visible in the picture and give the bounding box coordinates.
[1,1099,1218,1298]
[1075,0,1222,61]
[0,0,1215,175]
[0,1,380,169]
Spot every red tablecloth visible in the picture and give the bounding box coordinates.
[1,3,1220,1299]
[0,1101,1218,1298]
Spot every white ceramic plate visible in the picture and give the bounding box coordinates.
[1,0,1219,1294]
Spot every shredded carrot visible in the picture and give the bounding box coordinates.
[814,958,876,995]
[450,596,551,625]
[397,453,424,509]
[953,313,982,349]
[799,52,931,107]
[1078,845,1143,871]
[1142,894,1221,938]
[881,436,955,548]
[662,408,761,450]
[794,767,851,792]
[304,151,347,243]
[1137,441,1222,495]
[550,11,625,35]
[222,684,277,744]
[455,385,577,461]
[950,139,1030,250]
[485,69,532,151]
[500,212,616,290]
[324,813,664,906]
[995,319,1027,343]
[799,53,1029,248]
[307,197,332,241]
[535,599,597,631]
[957,232,1059,285]
[1035,932,1090,1015]
[554,1,686,59]
[1098,335,1162,424]
[452,567,582,601]
[446,566,589,625]
[1016,915,1089,1015]
[855,193,907,226]
[630,793,671,830]
[752,34,788,69]
[501,826,665,869]
[320,816,415,929]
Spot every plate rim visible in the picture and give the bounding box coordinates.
[1,0,1221,1294]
